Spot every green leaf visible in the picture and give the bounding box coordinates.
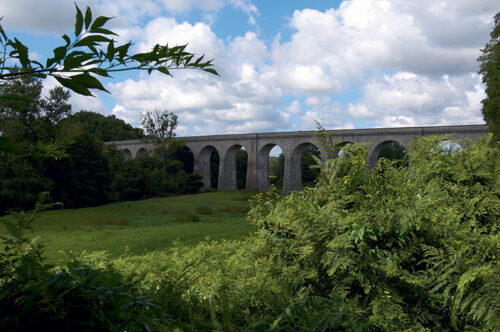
[62,34,71,46]
[0,136,25,155]
[90,16,112,31]
[203,68,219,76]
[88,68,110,77]
[106,40,115,62]
[63,52,94,70]
[74,35,111,48]
[74,4,83,36]
[54,75,92,96]
[70,72,109,93]
[116,42,131,60]
[10,38,30,68]
[84,6,92,30]
[53,46,67,62]
[91,27,117,36]
[156,66,171,76]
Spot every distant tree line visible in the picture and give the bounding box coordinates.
[0,74,202,215]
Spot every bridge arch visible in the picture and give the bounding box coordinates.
[135,148,148,158]
[122,148,132,161]
[286,141,321,194]
[369,140,409,167]
[218,144,249,191]
[195,145,220,188]
[257,143,284,191]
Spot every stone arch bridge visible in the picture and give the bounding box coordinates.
[106,124,488,195]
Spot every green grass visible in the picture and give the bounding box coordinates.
[1,191,256,264]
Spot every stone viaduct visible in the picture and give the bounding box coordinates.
[106,124,489,195]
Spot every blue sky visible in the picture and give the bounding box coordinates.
[1,0,497,136]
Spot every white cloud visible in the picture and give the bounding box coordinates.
[272,0,496,94]
[4,0,495,134]
[286,100,302,114]
[351,71,485,127]
[107,18,286,134]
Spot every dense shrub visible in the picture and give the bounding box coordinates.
[248,135,499,330]
[45,131,112,208]
[0,156,52,214]
[112,154,203,201]
[0,211,167,331]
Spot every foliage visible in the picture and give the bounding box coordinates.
[211,148,220,188]
[111,141,203,202]
[248,135,499,330]
[61,110,144,142]
[0,5,217,97]
[270,145,321,187]
[0,73,72,142]
[0,207,167,330]
[45,130,112,208]
[236,149,248,189]
[377,141,409,167]
[478,12,500,143]
[141,109,178,142]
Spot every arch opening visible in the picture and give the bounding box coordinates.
[172,145,195,174]
[197,145,219,189]
[300,144,321,187]
[256,144,283,191]
[122,148,132,161]
[269,145,284,188]
[289,142,321,192]
[219,144,247,191]
[371,141,408,168]
[136,148,147,158]
[210,149,219,188]
[236,147,248,189]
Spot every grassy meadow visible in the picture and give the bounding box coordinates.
[0,191,255,264]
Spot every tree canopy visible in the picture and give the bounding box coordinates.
[478,12,500,142]
[62,111,144,142]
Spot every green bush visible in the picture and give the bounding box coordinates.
[0,211,167,330]
[248,135,499,330]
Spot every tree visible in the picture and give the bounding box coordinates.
[61,111,144,141]
[478,12,500,143]
[141,110,178,142]
[0,5,218,97]
[0,74,72,142]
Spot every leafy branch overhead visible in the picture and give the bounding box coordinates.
[0,4,218,96]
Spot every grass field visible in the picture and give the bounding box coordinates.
[0,191,256,264]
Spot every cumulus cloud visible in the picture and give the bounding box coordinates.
[272,0,496,94]
[107,18,287,134]
[5,0,495,134]
[350,72,486,127]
